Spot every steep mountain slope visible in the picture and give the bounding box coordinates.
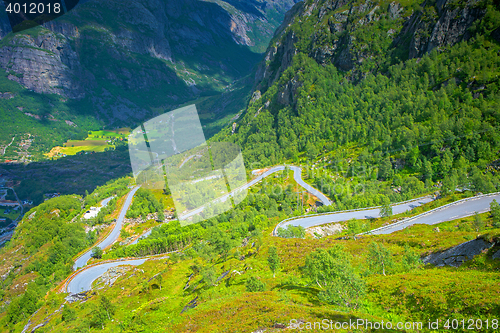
[223,0,500,191]
[0,0,300,160]
[0,179,132,329]
[255,0,497,90]
[1,2,500,331]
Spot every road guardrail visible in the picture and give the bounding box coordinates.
[360,191,500,235]
[272,194,435,236]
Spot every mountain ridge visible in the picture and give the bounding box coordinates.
[0,0,300,161]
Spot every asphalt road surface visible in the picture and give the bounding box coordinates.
[289,166,332,206]
[68,165,331,290]
[279,196,435,231]
[67,259,147,293]
[68,184,498,293]
[181,165,331,220]
[368,193,500,235]
[129,228,153,245]
[73,186,140,270]
[101,196,114,207]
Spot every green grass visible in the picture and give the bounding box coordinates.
[65,140,108,147]
[45,130,129,158]
[14,201,500,332]
[88,130,128,138]
[0,207,20,222]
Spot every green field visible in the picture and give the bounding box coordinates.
[65,140,109,147]
[46,129,130,158]
[88,129,129,138]
[0,206,20,223]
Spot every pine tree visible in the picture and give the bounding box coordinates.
[91,246,103,259]
[473,212,484,232]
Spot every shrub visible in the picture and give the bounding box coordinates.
[246,276,266,292]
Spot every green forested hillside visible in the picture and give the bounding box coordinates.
[237,44,499,165]
[0,178,131,329]
[217,0,500,206]
[2,0,500,332]
[0,71,95,161]
[0,195,87,326]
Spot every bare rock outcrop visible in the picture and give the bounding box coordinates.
[0,30,89,99]
[306,223,344,237]
[255,2,304,92]
[394,0,486,59]
[492,249,500,260]
[422,238,494,267]
[95,265,131,288]
[254,0,488,98]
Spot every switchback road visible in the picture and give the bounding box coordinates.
[274,196,435,234]
[68,165,330,291]
[68,259,147,293]
[69,167,497,294]
[366,193,500,235]
[73,187,140,270]
[181,165,331,220]
[275,193,500,236]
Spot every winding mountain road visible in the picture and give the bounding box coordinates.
[68,259,147,293]
[68,165,331,292]
[274,196,435,234]
[275,193,500,236]
[73,186,140,270]
[248,166,331,205]
[181,165,331,220]
[366,193,500,235]
[67,164,497,294]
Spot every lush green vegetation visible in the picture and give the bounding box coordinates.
[0,195,88,327]
[0,177,136,329]
[125,188,164,221]
[83,178,132,226]
[0,0,294,160]
[0,71,98,162]
[228,43,500,188]
[83,178,131,209]
[276,224,306,238]
[12,209,500,332]
[105,178,302,259]
[46,130,129,159]
[218,0,500,210]
[2,0,500,331]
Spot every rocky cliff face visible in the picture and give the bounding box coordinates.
[255,0,487,93]
[394,0,486,59]
[0,0,300,126]
[255,1,304,93]
[0,30,91,99]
